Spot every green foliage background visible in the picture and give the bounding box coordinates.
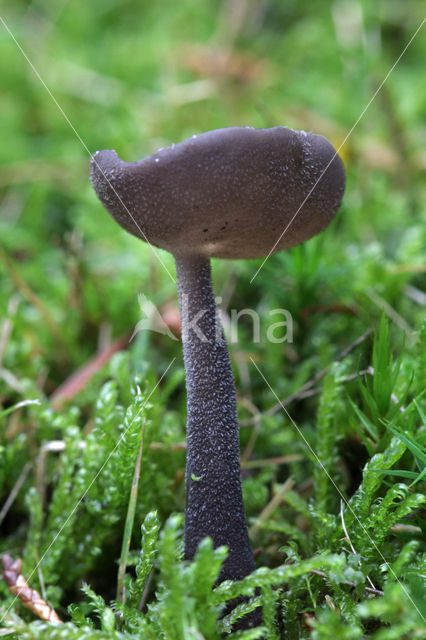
[0,1,425,638]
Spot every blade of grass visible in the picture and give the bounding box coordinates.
[385,425,425,467]
[116,419,146,604]
[371,470,419,479]
[348,397,379,441]
[0,399,41,419]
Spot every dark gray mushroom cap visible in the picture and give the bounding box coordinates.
[90,126,345,259]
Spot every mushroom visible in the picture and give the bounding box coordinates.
[90,127,345,585]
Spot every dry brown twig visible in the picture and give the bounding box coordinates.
[249,476,295,539]
[0,463,32,527]
[240,328,374,427]
[0,245,66,353]
[1,555,62,624]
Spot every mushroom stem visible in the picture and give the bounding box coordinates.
[175,253,256,581]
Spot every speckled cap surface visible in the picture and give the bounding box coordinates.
[90,126,345,259]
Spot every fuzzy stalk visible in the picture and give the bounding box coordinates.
[175,253,256,582]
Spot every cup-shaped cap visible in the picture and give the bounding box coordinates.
[90,126,345,259]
